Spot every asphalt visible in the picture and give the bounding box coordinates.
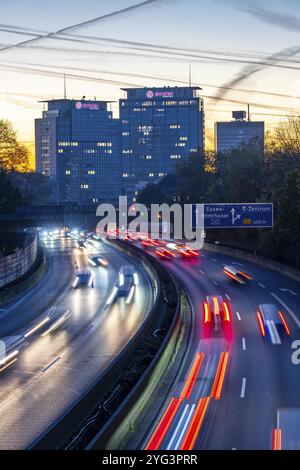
[0,236,153,449]
[138,244,300,450]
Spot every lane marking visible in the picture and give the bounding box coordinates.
[42,356,61,373]
[174,404,196,450]
[236,312,241,321]
[270,293,300,329]
[232,262,244,267]
[180,397,210,450]
[242,338,246,350]
[258,283,266,289]
[212,280,218,286]
[225,294,231,301]
[211,258,218,263]
[167,404,190,450]
[202,254,207,258]
[280,288,297,296]
[198,269,205,275]
[240,378,247,398]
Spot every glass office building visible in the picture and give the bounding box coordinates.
[119,87,205,200]
[215,111,264,155]
[35,99,120,204]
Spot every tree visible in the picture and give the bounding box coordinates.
[137,183,165,205]
[174,150,209,203]
[9,172,53,205]
[0,170,23,213]
[268,114,300,157]
[0,120,29,172]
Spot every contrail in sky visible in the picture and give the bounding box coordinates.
[219,0,300,32]
[213,45,300,102]
[0,0,170,53]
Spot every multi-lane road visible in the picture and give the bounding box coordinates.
[0,235,154,449]
[133,241,300,451]
[1,232,300,450]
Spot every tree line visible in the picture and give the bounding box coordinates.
[0,119,52,214]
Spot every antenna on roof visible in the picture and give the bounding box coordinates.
[188,62,192,87]
[247,104,251,121]
[63,72,67,100]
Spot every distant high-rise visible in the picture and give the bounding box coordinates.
[215,111,264,155]
[119,87,205,200]
[35,99,120,204]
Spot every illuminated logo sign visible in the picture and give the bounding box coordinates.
[75,101,99,110]
[146,90,174,99]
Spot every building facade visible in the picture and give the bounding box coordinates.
[215,111,264,155]
[119,87,205,200]
[35,99,120,205]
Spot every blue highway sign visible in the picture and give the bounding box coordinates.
[192,203,273,229]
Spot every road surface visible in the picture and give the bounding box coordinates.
[136,243,300,450]
[0,235,153,449]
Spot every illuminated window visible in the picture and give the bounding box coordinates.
[149,173,154,177]
[158,173,164,177]
[122,132,129,136]
[180,137,188,141]
[123,173,129,178]
[88,170,96,175]
[80,184,89,189]
[146,155,152,159]
[65,170,71,175]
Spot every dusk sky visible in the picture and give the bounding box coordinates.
[0,0,299,162]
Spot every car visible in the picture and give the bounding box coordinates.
[72,269,94,288]
[77,239,86,248]
[106,265,137,306]
[89,256,109,267]
[119,265,138,284]
[202,295,232,336]
[176,243,200,258]
[164,241,199,258]
[257,304,290,344]
[155,247,177,259]
[117,265,138,295]
[224,265,252,284]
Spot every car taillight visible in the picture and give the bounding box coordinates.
[222,301,231,322]
[203,302,211,323]
[239,271,252,280]
[278,311,290,336]
[257,311,266,337]
[213,297,220,315]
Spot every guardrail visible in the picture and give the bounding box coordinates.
[30,239,172,450]
[86,263,183,450]
[0,235,38,289]
[84,241,183,450]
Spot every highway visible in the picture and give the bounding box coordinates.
[132,241,300,451]
[0,234,154,449]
